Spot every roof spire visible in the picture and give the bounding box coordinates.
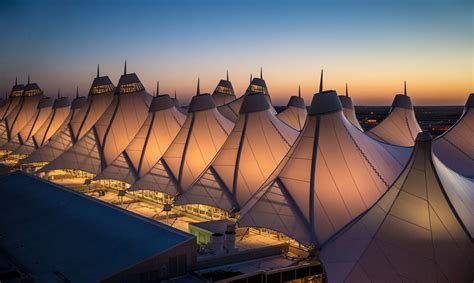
[260,67,263,79]
[27,74,30,84]
[196,78,200,95]
[345,83,349,97]
[250,74,253,83]
[298,85,301,98]
[319,69,323,94]
[97,64,100,78]
[404,80,407,96]
[57,88,61,99]
[76,86,79,98]
[15,76,17,86]
[124,60,127,75]
[156,81,160,96]
[174,90,177,99]
[226,70,229,81]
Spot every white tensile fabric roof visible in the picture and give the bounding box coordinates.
[432,154,474,239]
[238,90,412,247]
[338,95,362,131]
[217,95,243,122]
[1,96,53,152]
[39,73,151,175]
[20,77,115,165]
[130,93,234,196]
[211,79,236,107]
[0,84,43,147]
[175,92,299,212]
[0,84,24,121]
[218,77,276,122]
[14,97,71,155]
[320,132,473,282]
[276,95,307,131]
[432,93,474,178]
[367,94,421,146]
[431,93,474,238]
[95,94,186,184]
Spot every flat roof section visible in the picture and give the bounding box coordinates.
[0,171,193,282]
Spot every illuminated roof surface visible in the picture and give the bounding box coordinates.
[238,91,412,246]
[176,92,299,211]
[367,94,422,146]
[20,77,115,165]
[320,132,473,282]
[277,95,307,131]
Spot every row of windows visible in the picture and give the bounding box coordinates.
[215,86,234,95]
[23,89,42,97]
[250,84,268,94]
[91,84,115,95]
[10,90,24,97]
[119,82,144,94]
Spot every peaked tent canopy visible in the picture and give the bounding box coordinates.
[431,93,474,238]
[1,97,54,152]
[367,89,421,146]
[130,93,234,196]
[320,132,473,282]
[238,90,412,247]
[276,91,307,131]
[0,82,43,147]
[175,91,299,212]
[39,70,151,175]
[94,94,186,184]
[0,83,25,121]
[338,84,362,131]
[217,76,276,122]
[14,96,72,156]
[432,93,474,178]
[20,74,115,165]
[211,74,236,106]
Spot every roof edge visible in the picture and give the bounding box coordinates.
[287,96,306,109]
[149,94,175,112]
[188,93,216,112]
[240,92,271,113]
[391,94,413,109]
[308,91,342,115]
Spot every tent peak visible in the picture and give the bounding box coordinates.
[319,69,323,94]
[196,78,200,95]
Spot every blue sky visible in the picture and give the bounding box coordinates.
[0,0,472,105]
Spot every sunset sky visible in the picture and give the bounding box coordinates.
[0,0,472,105]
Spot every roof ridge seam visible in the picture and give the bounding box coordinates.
[342,123,389,187]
